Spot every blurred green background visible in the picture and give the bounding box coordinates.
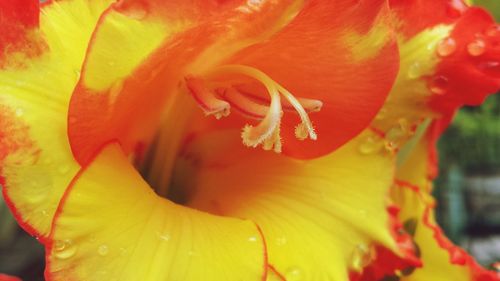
[435,94,500,269]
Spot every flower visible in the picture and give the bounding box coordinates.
[0,0,498,281]
[353,0,500,280]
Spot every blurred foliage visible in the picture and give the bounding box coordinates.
[472,0,500,21]
[438,94,500,175]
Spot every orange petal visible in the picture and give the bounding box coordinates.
[45,143,267,281]
[68,0,399,163]
[68,0,304,164]
[389,0,468,38]
[223,0,399,158]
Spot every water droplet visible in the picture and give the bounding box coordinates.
[407,62,422,79]
[248,236,258,242]
[15,108,24,117]
[156,231,170,242]
[122,3,148,20]
[436,37,457,57]
[358,136,383,155]
[98,244,109,256]
[428,75,449,95]
[384,141,398,153]
[41,210,49,217]
[350,244,374,272]
[285,267,302,281]
[485,25,500,37]
[276,236,287,246]
[54,239,77,259]
[467,39,486,57]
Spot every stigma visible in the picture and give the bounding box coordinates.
[185,65,322,153]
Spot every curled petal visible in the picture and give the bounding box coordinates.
[45,143,267,281]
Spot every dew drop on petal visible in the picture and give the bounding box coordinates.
[54,239,77,260]
[40,209,49,217]
[276,236,287,246]
[98,244,109,256]
[156,231,171,242]
[407,62,422,79]
[486,25,500,37]
[384,140,399,153]
[436,37,457,57]
[121,2,148,20]
[428,75,449,95]
[285,267,303,281]
[467,39,486,57]
[358,136,383,155]
[15,108,24,117]
[350,244,374,272]
[248,236,258,242]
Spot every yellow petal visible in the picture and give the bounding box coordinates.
[185,129,402,281]
[0,0,113,238]
[46,143,267,281]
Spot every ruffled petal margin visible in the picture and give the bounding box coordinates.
[0,0,113,238]
[392,130,499,281]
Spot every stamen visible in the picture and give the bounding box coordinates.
[187,64,322,152]
[221,87,268,120]
[241,85,282,150]
[185,76,230,119]
[276,84,317,140]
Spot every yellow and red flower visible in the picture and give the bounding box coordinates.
[0,0,498,280]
